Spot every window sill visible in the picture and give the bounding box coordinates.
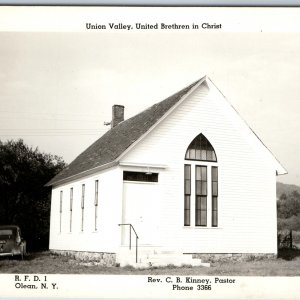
[183,226,222,229]
[123,180,158,185]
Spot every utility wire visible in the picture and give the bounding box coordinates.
[0,117,102,122]
[0,127,108,136]
[0,133,101,136]
[0,110,105,117]
[0,128,103,131]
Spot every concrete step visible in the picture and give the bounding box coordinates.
[142,254,210,267]
[117,247,210,268]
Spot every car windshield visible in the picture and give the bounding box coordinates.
[0,229,14,238]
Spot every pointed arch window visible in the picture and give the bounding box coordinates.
[185,133,217,162]
[184,133,218,227]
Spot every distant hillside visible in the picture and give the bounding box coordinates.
[277,182,300,198]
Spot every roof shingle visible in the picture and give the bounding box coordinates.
[47,78,201,186]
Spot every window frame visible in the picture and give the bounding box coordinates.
[59,190,63,233]
[94,180,99,232]
[211,166,218,227]
[184,164,191,226]
[184,134,219,228]
[70,187,73,232]
[123,171,159,183]
[195,165,208,227]
[81,184,85,232]
[185,133,217,162]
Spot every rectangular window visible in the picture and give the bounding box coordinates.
[195,166,207,226]
[184,165,191,226]
[212,166,218,227]
[70,188,73,232]
[81,184,85,232]
[95,180,98,231]
[123,171,158,182]
[59,191,63,233]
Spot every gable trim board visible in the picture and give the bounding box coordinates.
[47,76,286,188]
[207,79,286,176]
[48,76,286,266]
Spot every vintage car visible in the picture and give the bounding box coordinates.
[0,225,26,259]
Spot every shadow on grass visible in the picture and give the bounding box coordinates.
[278,248,300,260]
[0,251,51,262]
[0,252,37,262]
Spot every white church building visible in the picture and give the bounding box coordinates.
[47,76,286,267]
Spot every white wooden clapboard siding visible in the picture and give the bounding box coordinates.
[121,82,278,253]
[49,166,123,253]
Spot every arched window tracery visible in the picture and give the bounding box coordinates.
[185,133,217,162]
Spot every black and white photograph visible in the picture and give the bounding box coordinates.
[0,6,299,299]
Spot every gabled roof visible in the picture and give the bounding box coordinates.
[47,75,287,187]
[47,78,202,186]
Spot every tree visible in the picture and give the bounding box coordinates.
[278,215,300,231]
[277,191,300,219]
[277,190,300,249]
[0,139,66,251]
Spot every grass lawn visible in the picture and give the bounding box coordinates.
[0,250,299,275]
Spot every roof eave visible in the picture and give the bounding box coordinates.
[46,161,118,187]
[276,166,288,176]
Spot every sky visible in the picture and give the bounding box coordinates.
[0,8,300,186]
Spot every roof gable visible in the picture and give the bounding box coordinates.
[47,76,286,187]
[47,78,202,186]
